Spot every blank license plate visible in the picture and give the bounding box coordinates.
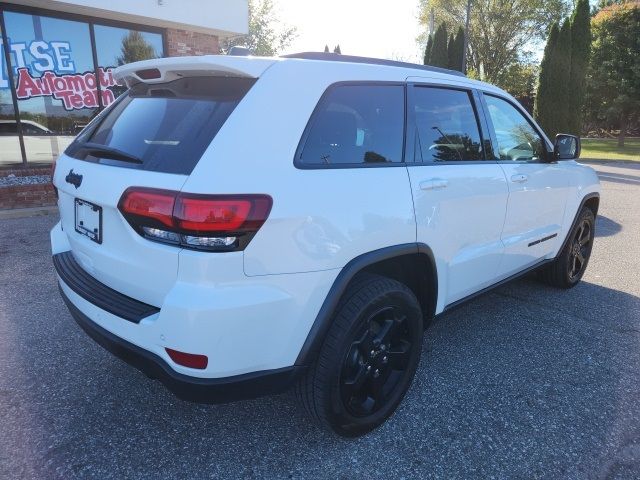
[75,198,102,244]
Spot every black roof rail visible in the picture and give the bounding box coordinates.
[280,52,466,77]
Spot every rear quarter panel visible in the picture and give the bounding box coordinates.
[181,60,418,276]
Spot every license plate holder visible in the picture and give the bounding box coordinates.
[75,198,102,244]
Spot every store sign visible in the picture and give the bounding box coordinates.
[0,39,119,110]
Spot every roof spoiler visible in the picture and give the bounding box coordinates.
[114,55,278,87]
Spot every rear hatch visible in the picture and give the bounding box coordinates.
[53,56,275,307]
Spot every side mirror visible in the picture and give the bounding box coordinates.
[554,134,581,160]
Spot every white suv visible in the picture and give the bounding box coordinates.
[51,53,600,437]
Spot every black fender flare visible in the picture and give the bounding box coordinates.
[556,192,600,259]
[294,243,437,366]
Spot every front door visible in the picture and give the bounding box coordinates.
[481,93,570,277]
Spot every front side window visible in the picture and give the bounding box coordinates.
[411,87,483,162]
[484,94,546,162]
[298,85,404,166]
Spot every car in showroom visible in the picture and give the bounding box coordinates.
[50,53,600,437]
[0,119,75,165]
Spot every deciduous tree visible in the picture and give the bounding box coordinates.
[418,0,568,83]
[222,0,297,56]
[585,2,640,146]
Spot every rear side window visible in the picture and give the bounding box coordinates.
[411,87,483,162]
[297,84,404,166]
[66,76,255,175]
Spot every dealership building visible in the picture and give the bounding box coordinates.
[0,0,248,209]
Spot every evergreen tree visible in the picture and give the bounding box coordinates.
[452,27,465,72]
[333,44,342,54]
[534,23,560,137]
[555,18,573,135]
[430,23,449,68]
[423,34,433,65]
[324,45,330,53]
[567,0,591,135]
[447,33,456,70]
[116,31,156,66]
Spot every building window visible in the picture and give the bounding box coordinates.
[0,7,165,167]
[94,25,164,101]
[0,16,22,166]
[3,11,97,165]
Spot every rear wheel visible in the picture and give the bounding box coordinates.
[296,274,423,437]
[540,207,595,288]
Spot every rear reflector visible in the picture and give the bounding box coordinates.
[118,187,272,251]
[165,348,208,369]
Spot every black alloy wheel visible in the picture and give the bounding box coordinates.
[568,218,592,280]
[540,206,595,288]
[340,305,413,417]
[296,274,424,437]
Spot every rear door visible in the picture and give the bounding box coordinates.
[405,84,509,307]
[53,72,257,307]
[479,93,570,277]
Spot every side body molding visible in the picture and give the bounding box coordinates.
[294,243,437,366]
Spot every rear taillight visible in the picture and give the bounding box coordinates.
[118,187,272,251]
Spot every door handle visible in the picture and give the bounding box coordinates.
[419,178,449,190]
[510,174,528,183]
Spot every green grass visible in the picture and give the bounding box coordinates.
[580,138,640,161]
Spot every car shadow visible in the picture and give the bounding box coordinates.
[596,171,640,185]
[582,160,640,172]
[12,272,640,478]
[596,215,622,237]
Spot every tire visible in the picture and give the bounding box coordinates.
[295,273,423,437]
[540,207,595,289]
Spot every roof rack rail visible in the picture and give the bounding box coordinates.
[280,52,466,78]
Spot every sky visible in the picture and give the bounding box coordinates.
[274,0,424,63]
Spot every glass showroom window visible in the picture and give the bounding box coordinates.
[3,12,98,165]
[0,15,22,166]
[0,9,164,166]
[94,25,163,102]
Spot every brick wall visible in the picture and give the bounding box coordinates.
[0,167,56,210]
[166,28,220,56]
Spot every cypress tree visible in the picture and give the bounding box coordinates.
[534,23,560,137]
[324,45,329,53]
[430,23,449,68]
[447,33,456,70]
[555,18,572,135]
[333,44,341,54]
[452,27,465,72]
[568,0,591,136]
[423,34,433,65]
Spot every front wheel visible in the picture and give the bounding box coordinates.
[540,207,595,288]
[296,274,423,437]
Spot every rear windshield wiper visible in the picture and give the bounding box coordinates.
[79,142,143,164]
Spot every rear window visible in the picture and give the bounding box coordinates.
[66,76,255,175]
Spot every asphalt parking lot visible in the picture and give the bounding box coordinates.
[1,161,639,479]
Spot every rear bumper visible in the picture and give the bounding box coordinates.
[59,286,306,403]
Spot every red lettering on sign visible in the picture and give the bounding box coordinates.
[15,67,120,111]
